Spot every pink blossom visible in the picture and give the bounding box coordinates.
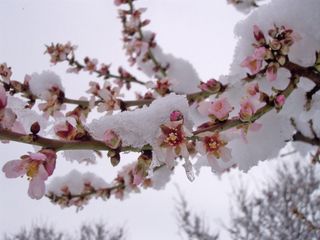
[103,129,121,149]
[239,98,256,122]
[198,98,233,120]
[0,85,7,109]
[241,47,266,75]
[2,150,56,199]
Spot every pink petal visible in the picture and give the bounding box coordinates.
[28,176,46,199]
[29,152,47,161]
[37,164,49,181]
[2,160,26,178]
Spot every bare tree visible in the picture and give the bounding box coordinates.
[3,223,125,240]
[228,162,320,240]
[176,193,219,240]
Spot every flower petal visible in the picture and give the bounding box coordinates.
[28,176,46,199]
[2,160,26,178]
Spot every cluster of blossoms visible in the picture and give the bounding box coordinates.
[241,25,300,81]
[87,81,122,113]
[45,42,77,64]
[1,0,320,209]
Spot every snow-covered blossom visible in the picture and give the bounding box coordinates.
[198,98,233,121]
[2,149,56,199]
[29,71,65,117]
[0,63,12,84]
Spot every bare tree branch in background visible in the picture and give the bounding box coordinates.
[175,192,219,240]
[3,223,125,240]
[228,162,320,240]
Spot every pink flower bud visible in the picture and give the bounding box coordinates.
[275,95,286,107]
[103,129,121,149]
[170,110,183,122]
[253,25,266,44]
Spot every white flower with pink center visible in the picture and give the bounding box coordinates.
[196,132,232,173]
[2,149,56,199]
[155,119,191,168]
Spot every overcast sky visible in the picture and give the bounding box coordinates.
[0,1,254,239]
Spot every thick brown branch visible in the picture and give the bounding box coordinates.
[0,128,151,152]
[284,61,320,85]
[292,131,320,147]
